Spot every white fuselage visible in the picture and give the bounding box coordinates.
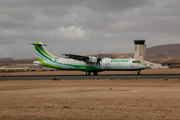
[53,57,146,71]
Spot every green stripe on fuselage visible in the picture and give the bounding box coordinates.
[136,63,146,66]
[38,58,65,69]
[35,45,63,65]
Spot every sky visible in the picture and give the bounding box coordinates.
[0,0,180,59]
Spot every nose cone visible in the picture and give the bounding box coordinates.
[138,63,147,69]
[135,62,147,69]
[141,64,147,69]
[143,66,147,69]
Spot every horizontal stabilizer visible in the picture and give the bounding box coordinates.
[28,43,47,46]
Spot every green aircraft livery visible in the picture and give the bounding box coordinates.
[30,41,147,75]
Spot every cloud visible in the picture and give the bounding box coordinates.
[0,0,180,59]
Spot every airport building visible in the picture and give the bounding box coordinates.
[134,40,168,69]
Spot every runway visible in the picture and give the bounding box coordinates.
[0,74,180,81]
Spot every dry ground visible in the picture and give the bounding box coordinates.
[0,68,180,76]
[1,79,180,120]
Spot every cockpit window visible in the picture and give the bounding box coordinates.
[132,60,141,63]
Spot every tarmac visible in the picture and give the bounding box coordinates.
[1,74,180,80]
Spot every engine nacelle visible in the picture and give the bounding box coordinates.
[86,57,98,62]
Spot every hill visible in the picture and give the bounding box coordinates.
[0,58,38,67]
[146,44,180,63]
[87,53,133,59]
[88,44,180,63]
[0,58,14,61]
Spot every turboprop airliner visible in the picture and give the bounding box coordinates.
[30,41,147,75]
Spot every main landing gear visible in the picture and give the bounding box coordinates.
[86,71,98,76]
[86,71,91,76]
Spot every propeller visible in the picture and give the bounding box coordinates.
[96,51,102,67]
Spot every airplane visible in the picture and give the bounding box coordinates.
[30,41,147,75]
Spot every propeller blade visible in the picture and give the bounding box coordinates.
[97,58,102,67]
[96,51,102,67]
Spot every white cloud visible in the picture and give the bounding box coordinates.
[57,26,89,41]
[0,0,180,59]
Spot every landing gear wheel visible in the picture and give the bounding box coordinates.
[86,71,91,76]
[137,72,140,75]
[93,72,98,75]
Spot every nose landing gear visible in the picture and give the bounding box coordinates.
[137,70,141,75]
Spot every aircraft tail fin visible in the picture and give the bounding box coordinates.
[30,41,58,61]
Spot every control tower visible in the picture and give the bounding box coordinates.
[133,40,167,69]
[134,40,147,60]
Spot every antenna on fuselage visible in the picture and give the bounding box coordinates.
[111,53,116,59]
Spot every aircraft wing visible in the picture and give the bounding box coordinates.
[63,54,90,61]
